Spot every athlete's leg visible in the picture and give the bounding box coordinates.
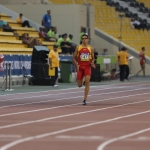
[77,80,82,87]
[136,64,143,76]
[77,67,84,87]
[142,64,145,76]
[84,75,91,100]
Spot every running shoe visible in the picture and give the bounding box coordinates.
[82,100,86,105]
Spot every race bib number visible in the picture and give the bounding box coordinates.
[80,53,90,61]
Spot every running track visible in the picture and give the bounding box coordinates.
[0,80,150,150]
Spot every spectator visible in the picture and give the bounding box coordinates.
[22,33,42,48]
[49,44,60,87]
[130,19,135,28]
[66,34,73,43]
[101,49,108,55]
[42,9,51,32]
[47,26,57,41]
[2,24,16,32]
[0,20,7,28]
[117,47,128,82]
[38,27,52,42]
[16,13,31,27]
[56,35,64,48]
[133,19,141,30]
[79,27,86,44]
[67,34,76,54]
[60,34,72,55]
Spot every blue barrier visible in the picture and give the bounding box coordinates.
[0,55,73,77]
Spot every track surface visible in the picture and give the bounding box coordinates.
[0,79,150,150]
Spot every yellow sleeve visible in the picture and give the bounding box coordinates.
[49,51,53,59]
[16,17,22,23]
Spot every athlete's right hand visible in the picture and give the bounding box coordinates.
[76,64,79,72]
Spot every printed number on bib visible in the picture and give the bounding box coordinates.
[80,53,90,61]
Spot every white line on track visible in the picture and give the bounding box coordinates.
[0,81,144,97]
[56,135,104,140]
[0,135,21,138]
[1,82,150,103]
[0,96,150,130]
[97,128,150,150]
[0,91,150,118]
[0,86,150,109]
[0,110,150,150]
[0,81,149,99]
[0,86,125,102]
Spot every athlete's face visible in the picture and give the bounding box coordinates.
[82,36,88,45]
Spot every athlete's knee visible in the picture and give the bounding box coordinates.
[85,80,90,85]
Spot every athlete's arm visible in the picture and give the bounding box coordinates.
[91,47,95,68]
[72,46,79,71]
[72,46,78,65]
[143,53,146,63]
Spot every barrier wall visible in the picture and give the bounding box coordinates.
[0,55,31,76]
[0,55,73,77]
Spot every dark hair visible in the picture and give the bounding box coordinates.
[53,44,58,48]
[121,47,127,51]
[142,47,145,50]
[82,34,88,38]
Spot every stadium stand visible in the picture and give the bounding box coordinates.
[48,0,150,56]
[87,0,150,57]
[0,12,61,54]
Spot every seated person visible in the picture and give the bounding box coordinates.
[22,33,42,48]
[56,35,64,48]
[2,24,16,32]
[16,13,31,27]
[38,27,52,42]
[47,26,57,42]
[130,19,135,29]
[0,20,7,28]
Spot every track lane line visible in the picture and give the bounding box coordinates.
[97,128,150,150]
[0,91,150,118]
[0,95,150,130]
[0,83,149,102]
[0,110,150,150]
[1,81,148,97]
[0,86,150,109]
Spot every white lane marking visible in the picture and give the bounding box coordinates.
[137,137,150,141]
[0,86,124,102]
[0,97,150,130]
[97,128,150,150]
[0,81,145,97]
[0,91,150,118]
[0,135,21,138]
[0,110,150,150]
[56,135,104,140]
[0,84,117,97]
[0,82,150,102]
[1,86,150,109]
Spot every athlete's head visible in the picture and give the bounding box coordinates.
[81,34,88,45]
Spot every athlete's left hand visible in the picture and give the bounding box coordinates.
[91,62,96,68]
